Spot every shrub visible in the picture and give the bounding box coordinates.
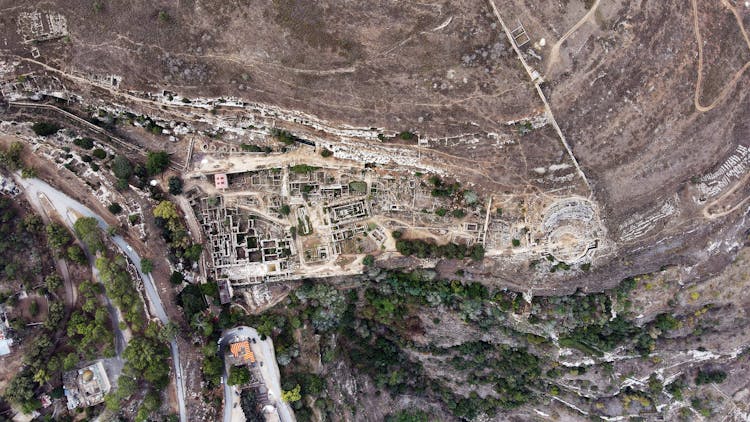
[73,217,104,253]
[67,245,87,264]
[20,167,36,178]
[452,209,466,218]
[290,164,318,174]
[32,122,60,136]
[363,255,375,266]
[227,366,250,386]
[112,156,133,181]
[73,137,95,149]
[398,131,416,141]
[170,271,185,285]
[92,148,107,159]
[108,203,123,214]
[140,258,154,274]
[271,128,298,145]
[695,369,727,385]
[320,148,333,157]
[168,176,183,195]
[146,151,170,175]
[240,144,262,152]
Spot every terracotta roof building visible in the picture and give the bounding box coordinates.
[229,340,256,365]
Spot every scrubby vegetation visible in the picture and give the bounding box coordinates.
[32,121,61,137]
[207,266,695,421]
[146,150,170,175]
[394,234,484,261]
[152,200,203,266]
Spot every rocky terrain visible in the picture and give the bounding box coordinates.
[0,0,749,421]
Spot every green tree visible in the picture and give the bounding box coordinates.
[168,176,183,195]
[363,255,375,266]
[21,167,36,179]
[5,369,37,408]
[170,271,185,284]
[470,244,485,261]
[22,214,43,233]
[44,274,63,291]
[695,369,727,385]
[112,155,133,180]
[227,366,251,386]
[29,300,39,317]
[108,203,123,214]
[202,354,223,386]
[146,151,170,175]
[141,258,154,274]
[122,337,170,387]
[31,121,60,136]
[62,353,79,371]
[153,200,179,221]
[1,141,24,169]
[67,245,87,264]
[46,223,72,252]
[73,217,104,253]
[282,384,302,402]
[398,131,416,141]
[648,374,663,396]
[280,204,291,215]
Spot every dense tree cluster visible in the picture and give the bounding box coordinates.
[67,281,114,360]
[95,256,146,331]
[428,175,460,198]
[153,200,203,266]
[0,199,58,291]
[293,282,347,332]
[395,236,484,261]
[695,368,727,385]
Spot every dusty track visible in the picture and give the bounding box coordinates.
[486,0,592,193]
[691,0,750,112]
[545,0,602,75]
[702,171,750,219]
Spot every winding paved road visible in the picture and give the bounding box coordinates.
[14,175,187,422]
